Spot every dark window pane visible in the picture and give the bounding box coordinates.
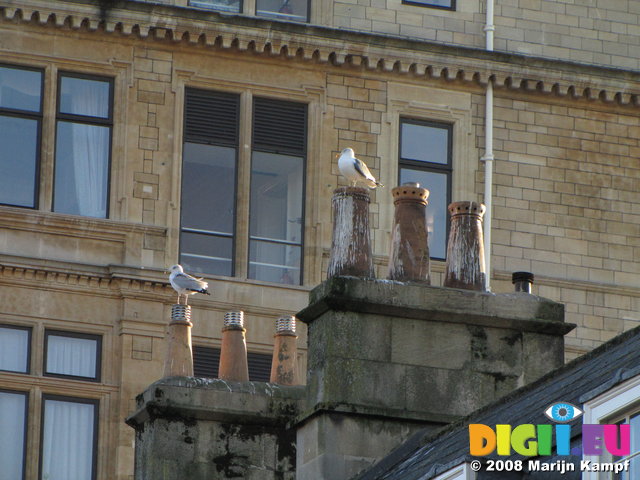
[45,333,99,379]
[0,326,30,373]
[0,66,41,112]
[0,391,27,480]
[256,0,308,23]
[403,0,453,7]
[189,0,241,13]
[250,151,303,244]
[42,398,97,480]
[180,231,233,277]
[0,115,38,207]
[181,143,236,234]
[249,241,301,284]
[401,122,449,164]
[400,168,448,259]
[59,76,110,118]
[54,121,110,218]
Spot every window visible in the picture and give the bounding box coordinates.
[398,118,452,259]
[44,330,102,381]
[41,396,99,480]
[0,390,28,480]
[0,325,31,373]
[432,463,476,480]
[0,64,42,208]
[188,0,309,22]
[0,66,113,218]
[0,327,102,480]
[180,88,307,285]
[610,412,640,479]
[583,374,640,480]
[402,0,455,10]
[190,0,241,13]
[54,73,113,218]
[193,345,273,382]
[256,0,309,22]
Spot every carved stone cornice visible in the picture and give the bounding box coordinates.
[2,0,640,105]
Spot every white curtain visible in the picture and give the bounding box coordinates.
[0,327,28,372]
[42,399,95,480]
[0,392,26,480]
[46,335,97,378]
[57,78,109,218]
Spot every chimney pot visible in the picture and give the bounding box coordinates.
[512,271,534,293]
[218,311,249,382]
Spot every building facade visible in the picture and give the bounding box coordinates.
[0,0,639,478]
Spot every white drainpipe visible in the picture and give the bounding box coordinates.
[482,0,495,291]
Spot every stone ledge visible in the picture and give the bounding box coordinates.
[126,376,305,430]
[298,277,573,335]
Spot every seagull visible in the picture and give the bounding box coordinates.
[337,148,383,189]
[168,264,210,304]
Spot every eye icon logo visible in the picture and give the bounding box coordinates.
[544,402,583,423]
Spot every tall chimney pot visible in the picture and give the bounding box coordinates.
[270,316,299,385]
[387,182,431,283]
[443,201,487,291]
[163,304,194,377]
[218,311,249,382]
[327,186,375,279]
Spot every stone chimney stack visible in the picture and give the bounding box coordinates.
[387,183,431,283]
[270,315,299,385]
[327,186,375,279]
[218,311,249,382]
[443,201,487,291]
[163,304,194,377]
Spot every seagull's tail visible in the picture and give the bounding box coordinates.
[372,180,384,189]
[201,289,211,295]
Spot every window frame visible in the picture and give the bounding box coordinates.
[401,0,455,10]
[52,71,114,219]
[398,117,453,261]
[248,96,307,286]
[180,88,241,278]
[43,329,103,382]
[39,394,100,480]
[179,88,308,286]
[0,388,29,480]
[0,63,44,210]
[0,324,32,374]
[583,373,640,480]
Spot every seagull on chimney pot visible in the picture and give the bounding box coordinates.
[169,264,210,304]
[337,147,383,189]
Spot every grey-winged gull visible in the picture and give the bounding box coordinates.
[337,147,383,189]
[169,264,210,304]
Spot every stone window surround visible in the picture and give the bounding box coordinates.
[0,317,112,480]
[379,86,475,263]
[582,373,640,480]
[0,52,130,222]
[171,71,324,285]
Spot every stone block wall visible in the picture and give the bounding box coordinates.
[474,92,640,358]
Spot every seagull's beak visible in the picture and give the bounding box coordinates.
[335,152,340,159]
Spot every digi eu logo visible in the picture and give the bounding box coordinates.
[469,402,631,457]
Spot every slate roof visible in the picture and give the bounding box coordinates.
[355,324,640,480]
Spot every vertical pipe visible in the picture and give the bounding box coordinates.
[482,80,495,292]
[482,0,496,291]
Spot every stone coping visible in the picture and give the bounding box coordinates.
[297,276,573,335]
[126,376,305,430]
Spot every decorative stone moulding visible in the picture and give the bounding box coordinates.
[327,186,375,279]
[387,183,431,284]
[443,201,487,291]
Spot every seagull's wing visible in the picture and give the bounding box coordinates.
[353,157,375,181]
[173,272,208,292]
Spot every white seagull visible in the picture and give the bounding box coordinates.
[169,264,210,304]
[337,148,383,189]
